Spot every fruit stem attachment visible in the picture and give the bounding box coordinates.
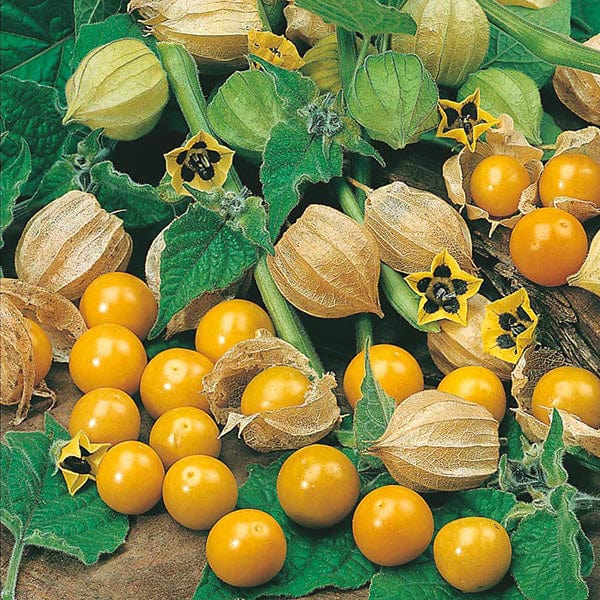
[475,0,600,74]
[1,537,24,600]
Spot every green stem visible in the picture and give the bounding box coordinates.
[355,314,373,353]
[334,178,364,223]
[336,28,358,97]
[158,42,322,367]
[254,256,324,375]
[2,539,24,600]
[476,0,600,74]
[356,37,371,71]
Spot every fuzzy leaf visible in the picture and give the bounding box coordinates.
[500,412,525,461]
[150,202,258,338]
[571,0,600,42]
[0,414,129,565]
[565,446,600,472]
[335,118,384,165]
[74,0,126,32]
[540,410,568,488]
[260,115,344,239]
[347,52,439,150]
[235,196,274,254]
[295,0,416,37]
[192,454,377,599]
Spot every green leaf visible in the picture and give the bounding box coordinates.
[150,202,258,338]
[74,0,126,33]
[24,159,79,215]
[192,454,377,599]
[571,0,600,42]
[0,133,31,248]
[334,118,384,165]
[208,69,289,162]
[540,410,568,488]
[336,429,357,448]
[512,507,588,600]
[89,161,174,229]
[481,0,572,88]
[347,52,439,150]
[295,0,416,37]
[499,412,525,461]
[0,0,75,90]
[458,68,543,144]
[576,523,595,578]
[540,112,563,160]
[0,414,128,573]
[0,76,74,195]
[565,445,600,472]
[260,115,344,239]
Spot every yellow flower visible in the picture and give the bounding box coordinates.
[248,29,305,70]
[436,89,499,152]
[164,131,234,196]
[481,288,538,364]
[57,431,109,496]
[405,250,483,326]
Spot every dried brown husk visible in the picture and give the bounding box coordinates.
[443,114,544,235]
[427,294,513,381]
[284,3,334,47]
[512,345,600,457]
[364,181,475,274]
[567,229,599,296]
[267,204,383,318]
[369,390,500,492]
[541,126,600,222]
[553,35,600,127]
[128,0,264,73]
[15,191,132,301]
[0,278,87,362]
[203,330,341,452]
[145,227,236,337]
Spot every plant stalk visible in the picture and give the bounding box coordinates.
[2,538,24,600]
[355,314,373,353]
[336,28,358,98]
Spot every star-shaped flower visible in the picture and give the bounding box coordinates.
[248,29,305,70]
[437,89,499,152]
[164,131,234,196]
[57,431,109,495]
[405,250,483,326]
[481,288,538,364]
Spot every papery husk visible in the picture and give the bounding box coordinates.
[553,35,600,127]
[498,0,558,6]
[0,278,87,362]
[427,294,513,381]
[542,126,600,222]
[128,0,264,73]
[443,114,544,235]
[512,345,600,457]
[145,228,234,338]
[15,191,132,301]
[267,205,383,318]
[567,229,600,296]
[284,3,334,47]
[364,181,475,274]
[203,330,341,452]
[369,390,500,492]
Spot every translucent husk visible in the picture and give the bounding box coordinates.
[203,330,341,452]
[267,204,383,318]
[0,278,87,362]
[369,390,500,492]
[129,0,264,73]
[284,4,334,47]
[553,35,600,127]
[392,0,489,88]
[364,181,475,274]
[64,38,168,141]
[541,126,600,222]
[443,114,544,234]
[567,230,600,296]
[512,345,600,457]
[15,191,132,301]
[427,294,513,381]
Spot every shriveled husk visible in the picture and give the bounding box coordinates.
[567,229,599,296]
[128,0,264,73]
[364,181,475,274]
[392,0,489,88]
[64,39,168,141]
[512,345,600,457]
[427,294,513,381]
[15,191,132,301]
[284,3,334,47]
[443,114,544,234]
[203,330,341,452]
[0,278,87,362]
[553,35,600,127]
[369,390,500,492]
[267,204,383,318]
[541,127,600,222]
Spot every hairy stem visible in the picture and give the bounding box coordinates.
[1,538,24,600]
